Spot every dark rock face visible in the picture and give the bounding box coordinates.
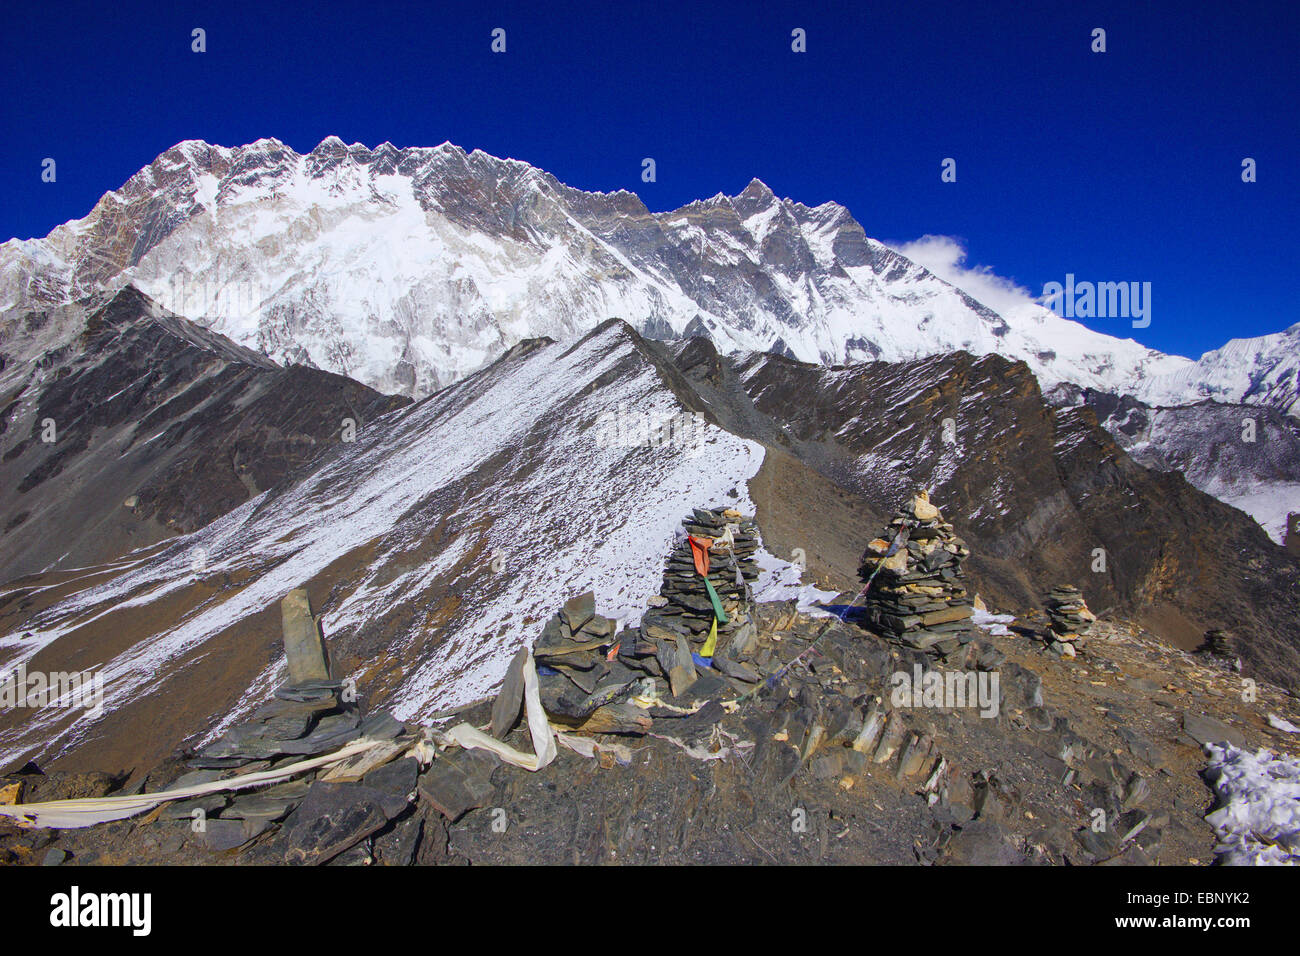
[1051,406,1300,686]
[281,781,409,865]
[669,339,1300,691]
[1053,387,1300,544]
[0,286,408,581]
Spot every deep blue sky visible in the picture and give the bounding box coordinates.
[2,0,1296,359]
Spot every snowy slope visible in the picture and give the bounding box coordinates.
[0,322,812,767]
[4,137,1275,409]
[1136,323,1300,417]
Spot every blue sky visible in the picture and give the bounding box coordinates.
[1,0,1296,359]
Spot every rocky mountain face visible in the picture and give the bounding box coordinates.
[7,136,1280,412]
[1048,386,1300,545]
[0,287,407,582]
[1,311,1296,780]
[0,317,779,774]
[5,136,1294,539]
[666,339,1300,688]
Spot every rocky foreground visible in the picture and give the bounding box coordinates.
[2,587,1296,866]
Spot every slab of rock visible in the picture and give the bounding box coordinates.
[222,790,301,825]
[275,680,343,703]
[564,703,652,735]
[712,652,760,683]
[562,592,596,633]
[282,781,408,865]
[363,756,419,801]
[358,710,406,741]
[940,819,1028,865]
[490,647,530,739]
[1117,727,1170,771]
[279,711,363,756]
[418,752,497,822]
[202,816,275,852]
[668,634,698,698]
[160,794,227,821]
[281,588,330,685]
[812,753,843,780]
[1181,712,1247,748]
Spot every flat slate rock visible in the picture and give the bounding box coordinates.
[1116,727,1170,771]
[1181,712,1247,748]
[275,680,344,703]
[222,791,301,824]
[671,699,727,744]
[358,710,405,741]
[281,589,331,685]
[418,751,498,822]
[940,819,1029,866]
[160,794,227,821]
[202,816,274,853]
[562,592,596,633]
[363,756,420,800]
[279,711,363,755]
[490,647,530,739]
[282,781,409,865]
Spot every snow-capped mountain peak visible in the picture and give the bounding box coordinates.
[0,138,1292,414]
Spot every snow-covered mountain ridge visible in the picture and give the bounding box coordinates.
[3,136,1291,413]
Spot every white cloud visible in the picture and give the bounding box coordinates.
[885,235,1039,316]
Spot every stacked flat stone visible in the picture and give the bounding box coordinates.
[168,589,409,851]
[530,509,768,727]
[1196,628,1237,662]
[645,507,759,638]
[530,586,758,735]
[191,590,405,770]
[531,593,659,731]
[1045,585,1096,656]
[859,491,973,657]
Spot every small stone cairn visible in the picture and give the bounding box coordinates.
[859,491,973,657]
[166,588,409,853]
[1196,628,1239,669]
[651,507,759,635]
[1044,585,1096,657]
[529,507,766,730]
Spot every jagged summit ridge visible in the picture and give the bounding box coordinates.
[0,137,1290,413]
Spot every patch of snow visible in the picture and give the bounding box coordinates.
[1204,744,1300,865]
[1268,714,1299,734]
[972,607,1015,636]
[750,549,839,615]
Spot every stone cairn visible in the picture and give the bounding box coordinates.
[529,508,765,733]
[650,507,759,636]
[1044,585,1095,657]
[859,491,973,657]
[173,588,409,853]
[1196,628,1239,669]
